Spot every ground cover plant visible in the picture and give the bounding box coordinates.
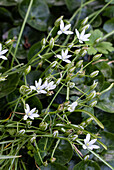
[0,0,114,169]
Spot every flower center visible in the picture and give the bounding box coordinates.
[87,143,89,146]
[28,112,31,116]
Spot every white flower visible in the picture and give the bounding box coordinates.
[68,101,78,112]
[44,80,56,91]
[57,20,73,35]
[23,104,39,120]
[56,49,72,63]
[83,134,100,150]
[75,29,91,43]
[30,78,47,94]
[0,43,8,60]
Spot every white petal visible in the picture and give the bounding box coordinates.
[64,55,72,59]
[25,104,30,114]
[40,90,47,94]
[79,39,83,43]
[32,113,39,118]
[29,115,34,120]
[57,30,62,35]
[0,49,8,55]
[38,78,42,86]
[23,115,28,120]
[30,86,36,91]
[29,108,36,115]
[88,139,97,146]
[75,29,80,39]
[0,43,2,51]
[0,55,7,60]
[84,134,90,144]
[64,24,71,31]
[81,29,85,37]
[64,31,73,35]
[91,145,100,149]
[56,54,62,59]
[65,49,68,56]
[60,20,64,30]
[84,33,91,39]
[35,80,38,87]
[63,59,71,63]
[82,144,87,149]
[61,50,65,57]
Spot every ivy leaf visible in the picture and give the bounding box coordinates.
[103,18,114,33]
[96,42,114,54]
[73,160,101,170]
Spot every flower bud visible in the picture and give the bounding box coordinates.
[53,130,59,137]
[43,161,48,167]
[89,100,97,107]
[70,134,78,141]
[84,155,89,161]
[93,54,102,61]
[30,136,36,143]
[68,43,74,48]
[75,49,81,54]
[18,129,25,135]
[68,82,75,88]
[41,38,46,45]
[5,39,13,45]
[50,61,57,68]
[69,66,76,73]
[95,37,101,43]
[90,81,98,90]
[86,91,96,100]
[90,70,99,78]
[61,127,66,132]
[81,50,87,57]
[19,85,32,95]
[24,65,31,75]
[26,120,32,127]
[39,122,48,131]
[0,74,8,82]
[50,157,56,163]
[81,17,88,25]
[81,24,90,31]
[76,60,83,68]
[86,117,93,125]
[54,16,63,27]
[49,38,54,49]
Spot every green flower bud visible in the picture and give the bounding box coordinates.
[86,117,93,125]
[86,91,96,100]
[49,38,54,49]
[54,16,63,27]
[90,81,98,90]
[68,43,74,48]
[93,54,102,61]
[81,50,87,57]
[5,39,13,45]
[61,127,66,132]
[90,71,99,78]
[89,100,97,107]
[39,122,48,131]
[81,17,88,25]
[75,49,81,54]
[41,38,46,45]
[95,37,101,43]
[76,60,83,68]
[51,61,57,68]
[19,85,32,95]
[30,136,36,143]
[24,65,31,75]
[0,74,8,82]
[18,129,25,135]
[69,66,76,73]
[70,134,78,141]
[43,161,48,167]
[50,157,56,163]
[81,24,90,31]
[53,130,59,137]
[84,155,89,161]
[68,82,75,88]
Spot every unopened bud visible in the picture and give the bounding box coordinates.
[51,61,57,68]
[30,136,36,143]
[20,85,32,95]
[53,130,59,137]
[76,60,83,68]
[69,66,76,73]
[41,38,46,48]
[68,82,75,88]
[5,39,12,45]
[49,38,54,49]
[68,43,74,48]
[70,134,78,141]
[81,24,90,31]
[43,161,48,167]
[55,16,63,27]
[84,155,89,161]
[18,129,25,135]
[81,17,88,25]
[90,70,99,78]
[90,100,97,107]
[24,65,31,75]
[39,122,48,131]
[50,157,56,163]
[95,37,101,43]
[86,91,96,100]
[90,81,98,90]
[75,49,81,54]
[61,127,66,132]
[81,50,87,57]
[93,54,102,61]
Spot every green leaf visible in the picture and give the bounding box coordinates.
[0,73,20,98]
[87,46,97,55]
[73,160,101,170]
[39,163,67,170]
[19,0,50,31]
[54,140,73,165]
[103,18,114,33]
[0,155,21,159]
[0,7,13,22]
[100,131,114,148]
[95,62,112,78]
[65,0,85,12]
[92,16,102,28]
[0,0,22,6]
[26,70,42,85]
[26,96,43,111]
[103,6,114,18]
[96,42,114,54]
[105,0,114,4]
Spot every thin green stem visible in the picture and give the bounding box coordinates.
[51,139,60,158]
[11,0,33,68]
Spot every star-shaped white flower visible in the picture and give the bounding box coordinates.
[44,80,56,91]
[30,78,47,94]
[75,29,91,43]
[67,101,78,112]
[0,43,8,60]
[83,134,100,150]
[57,20,73,35]
[23,104,39,120]
[56,49,72,63]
